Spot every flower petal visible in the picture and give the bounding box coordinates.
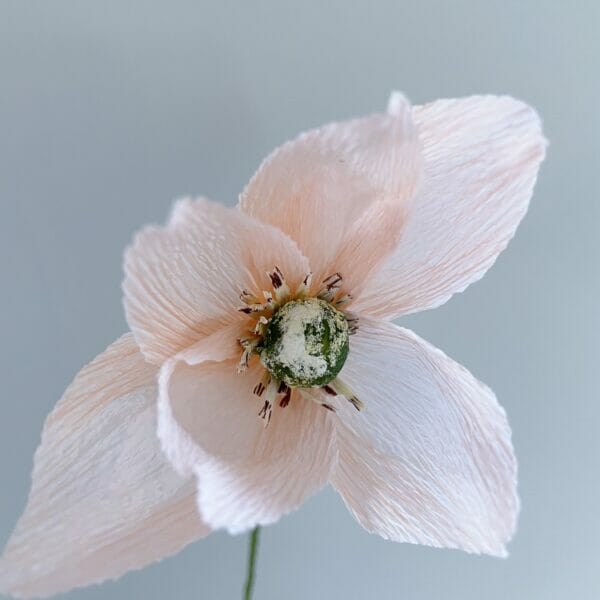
[178,320,247,366]
[123,197,310,364]
[330,317,518,556]
[0,334,209,599]
[353,95,546,318]
[239,94,422,290]
[158,358,336,533]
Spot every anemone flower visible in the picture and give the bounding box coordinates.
[0,92,546,599]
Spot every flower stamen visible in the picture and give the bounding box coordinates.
[252,315,269,336]
[258,378,280,426]
[238,336,260,372]
[325,378,364,412]
[267,266,291,303]
[334,293,353,307]
[238,304,266,315]
[278,381,292,408]
[298,386,338,413]
[346,313,359,335]
[258,399,272,425]
[253,370,271,396]
[295,272,313,298]
[317,272,343,302]
[240,289,261,305]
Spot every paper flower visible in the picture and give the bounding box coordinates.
[0,92,545,598]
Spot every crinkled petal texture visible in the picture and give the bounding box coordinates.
[124,198,310,364]
[158,354,337,534]
[354,95,547,318]
[239,93,422,294]
[0,335,209,599]
[330,317,518,556]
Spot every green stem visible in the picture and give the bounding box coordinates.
[243,526,261,600]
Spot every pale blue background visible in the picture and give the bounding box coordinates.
[1,2,598,599]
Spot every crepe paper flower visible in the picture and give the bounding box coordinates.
[0,91,546,600]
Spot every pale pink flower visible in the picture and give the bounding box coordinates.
[0,92,546,598]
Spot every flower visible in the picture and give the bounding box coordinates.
[0,92,546,598]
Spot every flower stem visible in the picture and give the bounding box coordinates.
[243,526,261,600]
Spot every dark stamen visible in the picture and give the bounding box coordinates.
[349,396,363,411]
[269,267,284,289]
[279,388,292,408]
[322,272,343,288]
[258,400,272,423]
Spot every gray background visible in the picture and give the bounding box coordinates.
[0,1,597,599]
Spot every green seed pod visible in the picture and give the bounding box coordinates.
[260,298,349,387]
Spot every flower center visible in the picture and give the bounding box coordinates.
[237,267,362,425]
[259,297,349,387]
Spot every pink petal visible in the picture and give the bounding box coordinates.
[123,197,310,364]
[158,358,336,532]
[354,95,546,318]
[178,320,247,366]
[239,94,422,291]
[331,317,518,556]
[0,334,209,599]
